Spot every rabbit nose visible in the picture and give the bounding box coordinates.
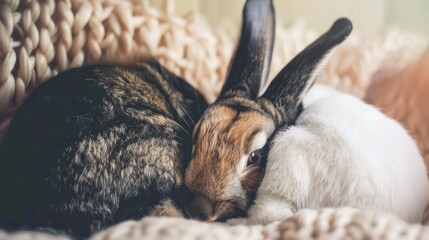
[186,194,219,221]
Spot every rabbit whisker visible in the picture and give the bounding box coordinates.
[164,131,184,141]
[178,105,196,127]
[193,87,202,117]
[273,87,288,105]
[170,104,191,128]
[171,119,190,135]
[177,124,190,135]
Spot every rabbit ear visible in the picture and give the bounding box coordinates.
[260,18,352,123]
[219,0,275,100]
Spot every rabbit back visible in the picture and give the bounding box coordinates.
[0,62,205,236]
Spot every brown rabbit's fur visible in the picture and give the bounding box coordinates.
[185,98,276,220]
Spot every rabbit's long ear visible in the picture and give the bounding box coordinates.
[219,0,275,100]
[261,18,352,123]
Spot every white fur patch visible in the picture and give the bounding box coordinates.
[244,84,429,224]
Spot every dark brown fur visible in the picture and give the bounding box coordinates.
[0,59,207,237]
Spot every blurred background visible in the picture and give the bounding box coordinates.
[149,0,429,35]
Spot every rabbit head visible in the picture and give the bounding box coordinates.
[184,0,353,221]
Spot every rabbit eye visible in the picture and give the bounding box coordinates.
[247,151,261,167]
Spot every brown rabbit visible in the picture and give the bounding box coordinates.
[184,0,352,221]
[0,59,207,237]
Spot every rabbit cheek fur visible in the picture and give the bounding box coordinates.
[0,61,207,236]
[241,84,429,225]
[185,98,276,221]
[183,0,279,222]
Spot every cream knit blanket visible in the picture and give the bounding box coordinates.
[2,208,429,240]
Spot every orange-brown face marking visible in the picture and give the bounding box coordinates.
[185,102,275,220]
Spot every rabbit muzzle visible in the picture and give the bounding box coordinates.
[185,193,246,222]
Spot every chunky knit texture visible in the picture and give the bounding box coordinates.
[2,208,429,240]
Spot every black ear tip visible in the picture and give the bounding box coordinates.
[328,17,353,42]
[244,0,274,16]
[332,18,353,32]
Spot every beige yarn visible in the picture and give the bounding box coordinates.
[0,0,229,115]
[2,208,429,240]
[1,0,428,115]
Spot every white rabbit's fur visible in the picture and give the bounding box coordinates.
[235,84,429,225]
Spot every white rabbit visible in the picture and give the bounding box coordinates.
[183,0,427,225]
[239,84,429,225]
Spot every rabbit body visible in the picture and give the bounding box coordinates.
[244,84,429,224]
[0,61,206,237]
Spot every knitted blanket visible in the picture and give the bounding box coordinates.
[1,208,429,240]
[1,0,429,239]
